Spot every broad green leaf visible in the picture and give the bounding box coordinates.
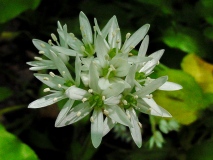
[181,54,213,93]
[0,0,41,23]
[162,27,207,57]
[0,124,38,160]
[0,86,13,101]
[152,65,207,125]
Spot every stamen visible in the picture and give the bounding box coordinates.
[49,72,55,77]
[134,95,138,99]
[62,71,66,74]
[130,46,135,49]
[116,39,120,44]
[103,109,109,115]
[40,43,45,48]
[82,98,88,103]
[126,33,131,39]
[34,57,42,61]
[88,89,93,93]
[122,100,128,105]
[39,51,45,54]
[138,122,142,128]
[53,98,58,102]
[58,84,62,88]
[77,111,81,117]
[43,77,49,81]
[81,46,85,52]
[128,53,133,56]
[146,94,153,99]
[51,33,58,42]
[69,33,75,37]
[90,116,94,123]
[102,96,105,100]
[157,61,160,65]
[48,40,53,45]
[43,88,50,92]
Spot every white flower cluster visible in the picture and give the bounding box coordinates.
[27,12,182,148]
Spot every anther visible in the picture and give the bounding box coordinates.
[128,53,133,56]
[34,57,42,61]
[43,88,50,92]
[102,96,105,100]
[69,33,75,37]
[81,46,85,52]
[90,116,94,123]
[134,95,138,99]
[43,77,49,81]
[48,40,52,45]
[130,46,135,49]
[82,98,88,103]
[116,39,120,43]
[40,43,45,48]
[51,33,58,41]
[126,33,131,39]
[157,61,160,65]
[103,109,109,115]
[88,89,93,93]
[39,51,45,54]
[77,111,81,117]
[146,94,153,99]
[58,84,62,88]
[49,72,55,77]
[138,122,142,128]
[62,71,65,74]
[53,98,58,102]
[122,100,128,105]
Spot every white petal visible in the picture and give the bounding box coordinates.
[102,83,125,98]
[55,99,75,126]
[65,86,87,100]
[138,35,149,57]
[124,64,136,94]
[89,62,101,93]
[75,55,81,87]
[79,11,93,44]
[121,24,150,54]
[158,82,183,91]
[105,105,132,127]
[95,35,109,67]
[52,46,82,56]
[103,117,116,136]
[32,39,51,59]
[142,98,162,116]
[34,73,65,90]
[134,76,168,97]
[104,95,121,105]
[91,108,103,148]
[49,50,74,82]
[110,58,130,77]
[27,60,56,71]
[28,92,66,108]
[98,78,111,90]
[56,102,93,127]
[127,108,142,148]
[81,72,89,87]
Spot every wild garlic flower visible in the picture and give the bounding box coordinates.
[28,11,182,148]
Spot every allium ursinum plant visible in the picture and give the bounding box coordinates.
[27,11,182,148]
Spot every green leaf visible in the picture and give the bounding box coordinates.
[0,124,38,160]
[152,65,207,125]
[0,0,41,23]
[0,86,13,101]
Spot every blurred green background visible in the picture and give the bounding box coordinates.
[0,0,213,159]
